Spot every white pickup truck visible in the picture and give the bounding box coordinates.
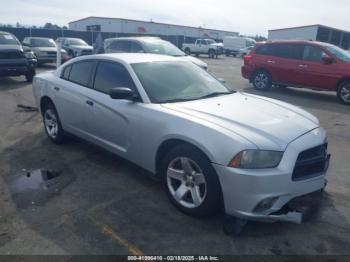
[182,39,224,58]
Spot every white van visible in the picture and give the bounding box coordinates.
[223,36,256,56]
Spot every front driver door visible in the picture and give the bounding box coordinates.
[85,60,142,160]
[296,45,339,90]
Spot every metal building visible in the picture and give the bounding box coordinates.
[69,16,239,41]
[268,24,350,50]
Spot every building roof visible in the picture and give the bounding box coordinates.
[69,16,238,34]
[269,24,350,34]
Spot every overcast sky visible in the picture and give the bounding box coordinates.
[1,0,349,36]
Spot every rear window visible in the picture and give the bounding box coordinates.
[108,41,130,52]
[61,65,72,80]
[69,61,95,87]
[256,43,303,60]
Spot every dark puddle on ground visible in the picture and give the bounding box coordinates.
[6,168,76,208]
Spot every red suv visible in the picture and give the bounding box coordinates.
[241,40,350,105]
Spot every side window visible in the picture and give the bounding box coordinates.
[109,41,130,52]
[277,44,304,60]
[61,65,72,80]
[69,61,95,87]
[130,42,144,53]
[255,44,273,55]
[303,45,326,62]
[94,61,136,94]
[201,40,207,45]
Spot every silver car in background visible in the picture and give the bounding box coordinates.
[32,54,330,233]
[56,37,93,58]
[104,37,208,70]
[22,37,68,65]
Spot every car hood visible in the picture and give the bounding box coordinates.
[162,92,319,150]
[32,47,58,52]
[211,43,223,48]
[70,45,93,50]
[0,44,23,51]
[181,55,208,69]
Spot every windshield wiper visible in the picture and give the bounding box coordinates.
[161,98,195,103]
[197,91,234,100]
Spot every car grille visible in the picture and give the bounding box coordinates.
[292,144,328,181]
[0,51,25,59]
[46,51,57,56]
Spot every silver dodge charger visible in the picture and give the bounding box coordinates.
[32,53,330,233]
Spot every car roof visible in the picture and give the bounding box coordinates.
[25,37,54,40]
[105,37,162,43]
[264,40,333,47]
[0,31,12,35]
[74,53,183,64]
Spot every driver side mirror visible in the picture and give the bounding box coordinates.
[322,55,334,64]
[110,87,139,101]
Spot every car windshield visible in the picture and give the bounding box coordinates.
[68,39,88,46]
[326,46,350,62]
[132,61,233,103]
[31,38,56,47]
[0,33,19,45]
[144,40,185,56]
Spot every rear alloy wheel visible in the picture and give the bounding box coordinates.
[253,71,272,91]
[162,145,221,217]
[43,103,65,144]
[337,81,350,105]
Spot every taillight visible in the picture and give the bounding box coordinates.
[243,54,253,65]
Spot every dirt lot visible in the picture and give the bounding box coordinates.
[0,58,349,256]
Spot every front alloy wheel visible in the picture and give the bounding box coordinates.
[162,145,221,217]
[167,157,207,209]
[337,81,350,105]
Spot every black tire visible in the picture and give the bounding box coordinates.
[252,70,272,91]
[161,144,222,217]
[68,50,75,58]
[195,53,199,57]
[185,48,191,56]
[208,49,215,59]
[337,80,350,105]
[42,101,66,144]
[25,70,35,83]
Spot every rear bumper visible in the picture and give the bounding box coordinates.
[213,128,329,224]
[241,65,253,80]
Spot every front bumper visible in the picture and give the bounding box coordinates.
[0,58,36,77]
[213,128,329,224]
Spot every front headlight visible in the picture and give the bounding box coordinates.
[24,51,36,59]
[229,150,283,169]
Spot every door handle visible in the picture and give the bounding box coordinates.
[54,86,60,91]
[267,60,276,64]
[86,100,94,106]
[299,64,308,68]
